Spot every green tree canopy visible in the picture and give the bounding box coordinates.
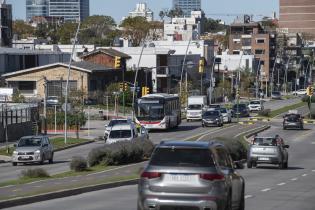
[13,20,35,39]
[204,18,227,33]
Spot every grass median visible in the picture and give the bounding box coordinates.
[269,101,306,118]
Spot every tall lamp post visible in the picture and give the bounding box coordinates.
[64,22,81,144]
[179,39,192,102]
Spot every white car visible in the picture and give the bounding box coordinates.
[220,107,232,123]
[106,123,148,144]
[248,100,264,112]
[292,89,306,96]
[104,118,132,141]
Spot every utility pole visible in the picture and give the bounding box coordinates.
[43,78,47,135]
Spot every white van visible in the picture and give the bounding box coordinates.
[106,123,148,144]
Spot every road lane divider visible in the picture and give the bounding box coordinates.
[261,188,271,192]
[277,182,286,186]
[195,124,238,141]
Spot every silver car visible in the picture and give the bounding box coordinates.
[247,137,289,169]
[138,141,245,210]
[11,136,54,166]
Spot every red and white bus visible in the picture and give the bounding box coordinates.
[135,93,181,130]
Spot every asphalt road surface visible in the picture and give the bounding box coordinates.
[6,121,315,210]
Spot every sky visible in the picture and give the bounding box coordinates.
[7,0,279,23]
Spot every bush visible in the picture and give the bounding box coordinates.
[301,95,315,103]
[213,137,248,161]
[21,168,50,178]
[258,109,271,117]
[70,156,88,172]
[88,139,155,167]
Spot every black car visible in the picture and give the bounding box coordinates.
[202,110,223,127]
[283,113,304,130]
[232,104,250,117]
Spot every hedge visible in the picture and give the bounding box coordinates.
[88,139,155,167]
[46,112,87,129]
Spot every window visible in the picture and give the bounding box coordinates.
[255,49,264,55]
[242,38,251,46]
[233,39,241,44]
[233,50,240,55]
[215,148,233,169]
[256,39,265,44]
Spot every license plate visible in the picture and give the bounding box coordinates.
[20,156,30,160]
[169,174,193,182]
[258,157,269,161]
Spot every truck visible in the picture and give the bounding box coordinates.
[186,95,207,121]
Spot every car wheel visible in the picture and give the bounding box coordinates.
[39,155,45,165]
[283,126,286,130]
[12,162,17,166]
[202,123,205,127]
[284,161,288,169]
[238,187,245,210]
[225,192,232,210]
[252,161,257,168]
[247,161,252,168]
[300,126,304,130]
[279,161,284,169]
[49,153,54,164]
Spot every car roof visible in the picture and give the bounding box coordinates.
[20,135,45,139]
[158,140,224,149]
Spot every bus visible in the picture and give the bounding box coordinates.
[135,93,181,130]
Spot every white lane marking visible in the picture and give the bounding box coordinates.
[0,185,14,189]
[34,185,41,188]
[71,179,78,182]
[311,142,315,144]
[86,162,143,176]
[291,178,298,181]
[12,189,21,192]
[277,182,286,186]
[196,125,238,141]
[312,170,315,172]
[261,188,271,192]
[245,195,253,199]
[302,174,308,177]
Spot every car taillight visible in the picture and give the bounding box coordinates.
[141,171,161,179]
[199,173,225,181]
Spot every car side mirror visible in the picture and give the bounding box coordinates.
[104,124,108,128]
[284,145,290,149]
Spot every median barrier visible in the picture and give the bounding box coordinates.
[303,120,315,124]
[238,121,255,125]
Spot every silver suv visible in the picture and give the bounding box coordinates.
[12,136,54,166]
[138,141,245,210]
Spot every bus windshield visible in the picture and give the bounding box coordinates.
[136,101,164,121]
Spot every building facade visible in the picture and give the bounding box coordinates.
[128,3,153,22]
[0,1,12,47]
[26,0,49,21]
[279,0,315,35]
[26,0,89,22]
[173,0,201,17]
[49,0,89,21]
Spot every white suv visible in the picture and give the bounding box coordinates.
[248,100,264,112]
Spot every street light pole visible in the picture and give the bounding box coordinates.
[179,39,191,104]
[64,22,80,144]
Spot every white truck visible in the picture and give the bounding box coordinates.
[186,95,207,121]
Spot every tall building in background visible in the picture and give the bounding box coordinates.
[173,0,201,17]
[279,0,315,35]
[49,0,89,21]
[26,0,89,22]
[26,0,49,21]
[0,0,12,47]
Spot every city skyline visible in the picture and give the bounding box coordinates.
[9,0,278,23]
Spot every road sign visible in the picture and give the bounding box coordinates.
[62,103,72,112]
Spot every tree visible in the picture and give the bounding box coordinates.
[120,17,150,46]
[12,90,25,103]
[204,18,227,33]
[166,7,184,19]
[12,20,35,39]
[159,11,166,21]
[56,22,78,44]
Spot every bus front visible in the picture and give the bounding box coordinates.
[135,98,167,129]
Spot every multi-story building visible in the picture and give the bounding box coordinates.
[279,0,315,35]
[128,3,153,22]
[229,19,276,83]
[26,0,49,22]
[0,0,12,47]
[49,0,89,21]
[26,0,89,22]
[173,0,201,17]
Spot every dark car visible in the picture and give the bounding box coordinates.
[138,141,245,210]
[232,103,250,118]
[271,91,282,100]
[283,113,304,130]
[202,110,223,127]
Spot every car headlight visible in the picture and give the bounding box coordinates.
[215,118,219,121]
[35,150,41,154]
[13,151,18,155]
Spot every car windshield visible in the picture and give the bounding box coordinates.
[150,148,215,167]
[203,111,219,117]
[250,101,260,105]
[253,138,277,146]
[108,120,127,127]
[272,91,280,96]
[209,105,220,109]
[233,104,247,110]
[220,108,227,113]
[136,101,164,121]
[285,114,300,122]
[47,97,58,100]
[188,104,202,110]
[18,138,42,147]
[109,130,131,139]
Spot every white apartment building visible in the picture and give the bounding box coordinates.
[128,3,153,22]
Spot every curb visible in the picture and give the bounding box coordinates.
[249,118,270,122]
[54,140,96,152]
[0,179,139,209]
[244,125,271,142]
[238,121,255,125]
[303,120,315,124]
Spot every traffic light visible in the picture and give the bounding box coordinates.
[310,87,314,96]
[114,56,121,69]
[236,88,240,98]
[119,82,124,92]
[142,87,150,96]
[199,58,205,73]
[124,82,128,91]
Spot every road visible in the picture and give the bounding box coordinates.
[6,119,315,210]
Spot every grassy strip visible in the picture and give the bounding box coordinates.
[0,138,90,156]
[269,101,306,118]
[0,164,117,188]
[0,174,139,201]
